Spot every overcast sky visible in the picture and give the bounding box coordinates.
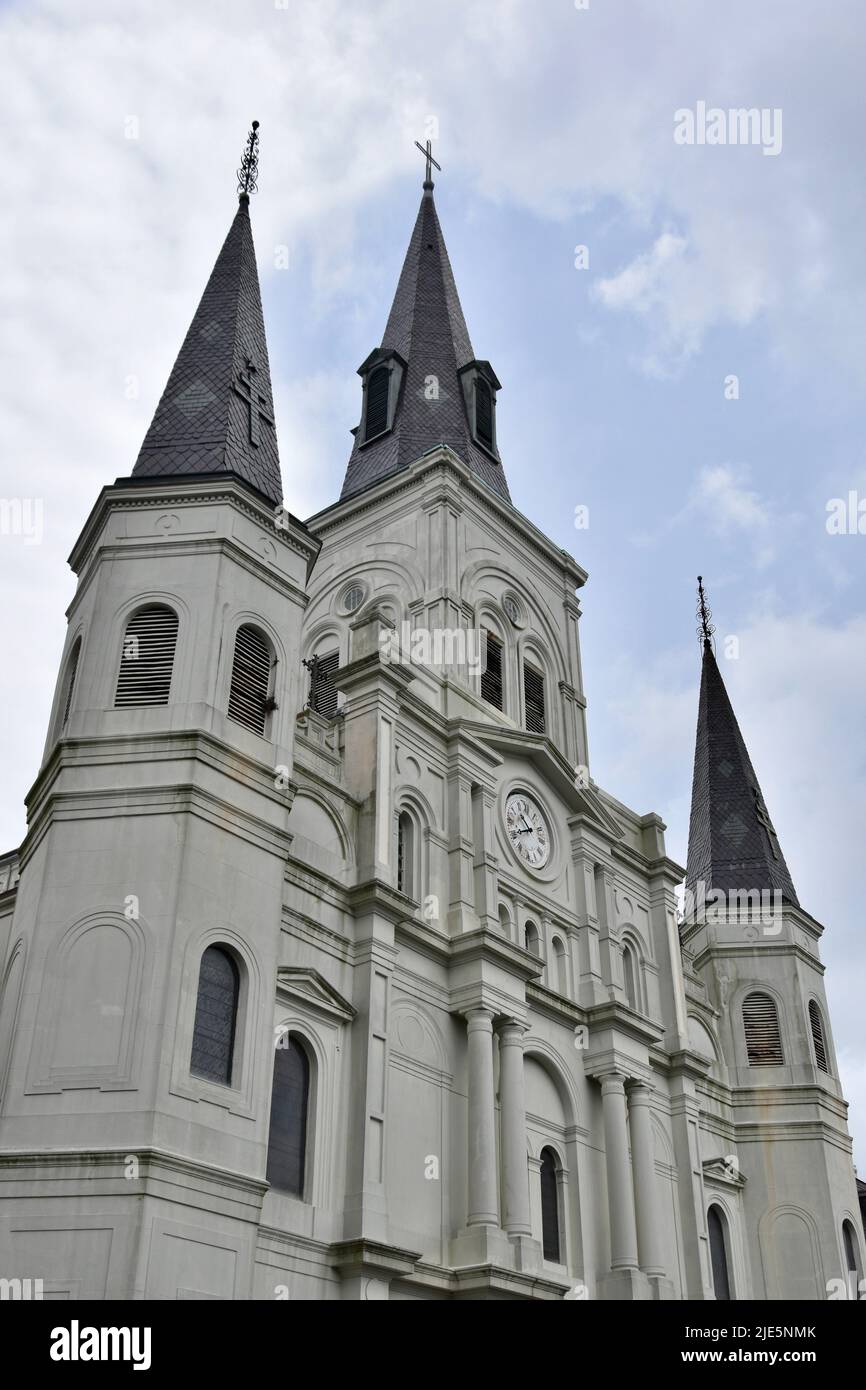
[2,0,865,1161]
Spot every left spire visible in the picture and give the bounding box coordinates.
[131,121,283,507]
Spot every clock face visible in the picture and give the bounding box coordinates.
[505,793,550,869]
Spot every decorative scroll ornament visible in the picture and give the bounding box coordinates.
[237,120,260,198]
[696,575,716,649]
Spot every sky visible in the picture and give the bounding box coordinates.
[1,0,865,1161]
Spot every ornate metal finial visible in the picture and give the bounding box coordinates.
[237,120,260,199]
[414,138,442,190]
[696,575,716,649]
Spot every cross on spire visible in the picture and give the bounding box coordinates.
[696,575,716,648]
[234,356,274,447]
[237,120,261,201]
[414,138,442,189]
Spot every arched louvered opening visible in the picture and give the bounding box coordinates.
[623,943,638,1011]
[365,365,390,441]
[708,1205,732,1300]
[308,650,339,719]
[190,945,240,1086]
[397,812,415,898]
[481,629,504,710]
[743,991,784,1066]
[808,999,829,1073]
[498,903,512,937]
[115,604,179,707]
[59,637,81,730]
[475,378,494,449]
[524,921,540,956]
[228,624,273,735]
[267,1033,311,1198]
[843,1220,861,1279]
[551,936,568,996]
[523,661,546,734]
[540,1148,561,1262]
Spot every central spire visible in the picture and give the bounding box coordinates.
[340,151,511,503]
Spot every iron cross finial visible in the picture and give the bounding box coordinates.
[414,138,442,189]
[237,120,261,200]
[696,575,716,649]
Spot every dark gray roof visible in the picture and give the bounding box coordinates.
[340,187,511,502]
[132,196,283,506]
[686,640,799,906]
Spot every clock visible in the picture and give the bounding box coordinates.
[505,792,551,869]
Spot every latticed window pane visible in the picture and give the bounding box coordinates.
[743,991,783,1066]
[475,378,494,448]
[228,625,272,734]
[524,663,545,733]
[481,631,503,710]
[365,366,390,440]
[115,605,179,707]
[309,651,339,719]
[809,1000,829,1073]
[190,946,239,1085]
[266,1035,310,1197]
[540,1148,560,1262]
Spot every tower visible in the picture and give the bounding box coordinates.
[680,582,862,1300]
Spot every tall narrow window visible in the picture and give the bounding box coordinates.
[808,1000,829,1073]
[60,637,82,729]
[308,650,339,719]
[190,945,239,1086]
[365,366,390,441]
[480,630,503,710]
[397,812,415,898]
[708,1205,731,1300]
[524,921,540,956]
[475,378,494,449]
[743,991,784,1066]
[228,625,273,735]
[523,662,545,734]
[540,1148,561,1262]
[843,1221,861,1284]
[552,936,568,995]
[623,943,638,1011]
[266,1034,310,1197]
[115,604,179,707]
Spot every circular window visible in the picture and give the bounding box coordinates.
[341,584,364,615]
[503,595,522,627]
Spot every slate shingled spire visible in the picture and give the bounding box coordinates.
[132,124,283,506]
[686,595,799,908]
[340,180,511,502]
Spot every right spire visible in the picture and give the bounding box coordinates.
[685,577,799,907]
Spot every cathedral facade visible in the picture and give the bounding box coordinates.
[0,144,861,1301]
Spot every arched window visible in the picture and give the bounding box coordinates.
[523,661,546,734]
[308,649,339,719]
[475,378,494,449]
[808,1000,829,1073]
[59,637,82,730]
[365,366,390,441]
[524,921,540,956]
[266,1033,310,1198]
[540,1148,561,1262]
[623,942,638,1011]
[190,945,239,1086]
[228,624,273,735]
[498,904,512,937]
[397,812,415,898]
[843,1220,861,1287]
[551,936,568,996]
[708,1205,732,1300]
[115,604,179,707]
[480,629,504,711]
[742,991,784,1066]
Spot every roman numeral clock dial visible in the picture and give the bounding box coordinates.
[505,793,550,869]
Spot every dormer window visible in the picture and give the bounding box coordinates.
[357,349,405,446]
[459,359,501,458]
[475,378,493,449]
[365,366,390,441]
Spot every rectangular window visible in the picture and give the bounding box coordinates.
[309,650,339,719]
[480,630,503,710]
[523,663,545,733]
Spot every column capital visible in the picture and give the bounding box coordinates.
[597,1069,628,1097]
[627,1079,655,1106]
[464,1005,495,1034]
[497,1018,528,1044]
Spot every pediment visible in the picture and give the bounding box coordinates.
[702,1156,747,1190]
[275,967,355,1023]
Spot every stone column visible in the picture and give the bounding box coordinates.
[498,1021,532,1236]
[628,1082,666,1277]
[600,1071,639,1269]
[466,1007,498,1226]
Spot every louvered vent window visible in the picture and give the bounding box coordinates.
[228,625,273,735]
[524,662,546,734]
[480,630,503,710]
[365,366,390,441]
[60,637,81,729]
[115,604,179,708]
[808,1000,829,1073]
[475,378,494,449]
[309,650,339,719]
[743,991,784,1066]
